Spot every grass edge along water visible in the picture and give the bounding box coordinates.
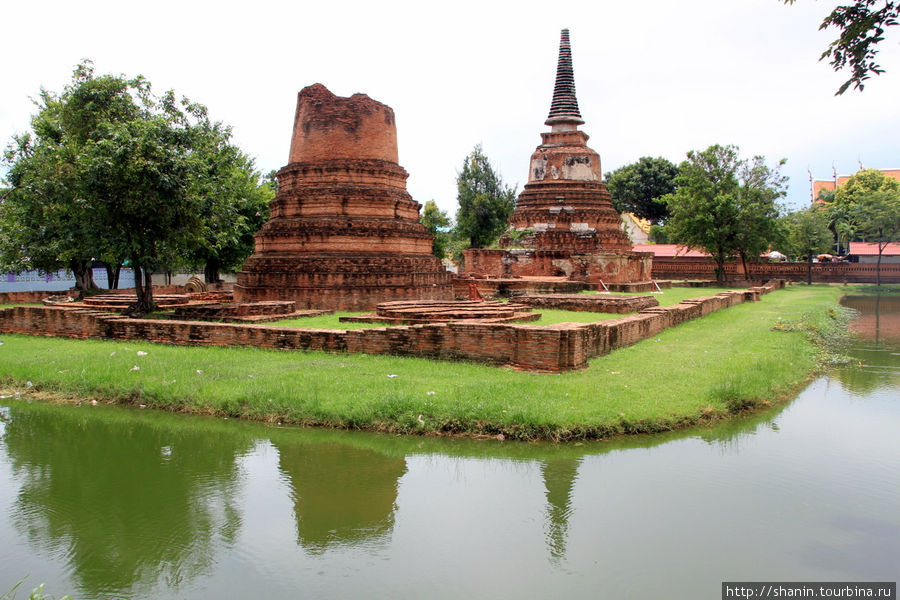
[0,285,853,441]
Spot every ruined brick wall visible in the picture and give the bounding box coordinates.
[515,294,659,313]
[574,251,653,284]
[0,307,116,338]
[652,258,900,284]
[461,249,652,283]
[1,283,781,372]
[461,250,509,277]
[451,277,589,300]
[287,83,398,164]
[0,291,52,304]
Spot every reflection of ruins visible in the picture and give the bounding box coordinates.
[273,439,407,553]
[462,29,652,287]
[235,84,452,310]
[541,458,581,561]
[2,405,249,599]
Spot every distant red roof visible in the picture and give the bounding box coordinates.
[849,242,900,256]
[632,244,711,258]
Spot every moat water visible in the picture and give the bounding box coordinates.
[1,295,898,599]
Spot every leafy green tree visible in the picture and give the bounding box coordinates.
[0,65,138,291]
[733,154,789,276]
[824,201,856,255]
[782,209,834,284]
[185,124,272,283]
[454,145,517,248]
[851,190,900,286]
[263,169,278,193]
[420,200,451,259]
[821,169,900,257]
[662,144,787,283]
[605,156,678,223]
[648,223,670,243]
[81,103,205,310]
[786,0,900,94]
[835,167,900,204]
[1,61,267,311]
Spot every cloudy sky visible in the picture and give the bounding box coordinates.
[2,0,899,216]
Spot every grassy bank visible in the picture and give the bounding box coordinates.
[0,285,849,440]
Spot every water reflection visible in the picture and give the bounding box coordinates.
[274,438,406,553]
[540,458,580,561]
[0,397,794,598]
[838,295,900,394]
[0,404,252,599]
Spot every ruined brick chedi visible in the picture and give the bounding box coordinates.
[235,84,452,310]
[464,30,652,284]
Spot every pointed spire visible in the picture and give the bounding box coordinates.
[545,29,584,128]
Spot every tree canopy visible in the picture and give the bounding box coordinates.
[834,167,900,204]
[787,0,900,94]
[1,61,270,311]
[454,145,517,249]
[850,188,900,286]
[604,156,678,223]
[781,209,834,284]
[420,200,452,259]
[820,168,900,257]
[662,144,787,283]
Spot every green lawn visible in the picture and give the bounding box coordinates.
[0,285,850,440]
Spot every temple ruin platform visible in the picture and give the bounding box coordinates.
[453,276,591,299]
[340,300,539,325]
[172,302,330,323]
[514,293,659,313]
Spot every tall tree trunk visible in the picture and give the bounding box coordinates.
[133,266,155,314]
[738,251,749,282]
[133,265,144,312]
[876,245,884,287]
[714,254,727,284]
[807,255,813,285]
[69,259,97,293]
[103,262,122,290]
[204,259,221,284]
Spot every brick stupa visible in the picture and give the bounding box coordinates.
[235,84,452,310]
[463,30,652,285]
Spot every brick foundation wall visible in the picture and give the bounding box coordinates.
[0,285,230,306]
[0,291,53,304]
[0,282,783,372]
[451,278,590,299]
[652,258,900,284]
[462,248,652,284]
[515,294,659,313]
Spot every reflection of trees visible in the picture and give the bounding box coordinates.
[541,458,580,562]
[273,439,406,553]
[842,295,900,343]
[695,401,791,449]
[834,345,900,394]
[837,295,900,393]
[2,405,250,599]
